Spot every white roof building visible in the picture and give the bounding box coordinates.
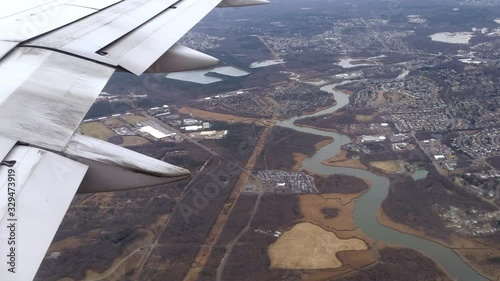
[140,126,175,139]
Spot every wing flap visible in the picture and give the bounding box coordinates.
[61,0,179,58]
[0,48,115,151]
[101,0,222,75]
[0,145,88,281]
[0,136,16,162]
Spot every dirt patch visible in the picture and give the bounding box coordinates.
[369,161,401,173]
[79,122,117,141]
[355,115,373,122]
[376,90,386,103]
[120,136,150,147]
[268,222,367,269]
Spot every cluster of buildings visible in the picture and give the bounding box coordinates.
[256,170,318,194]
[360,135,386,143]
[264,17,413,56]
[390,110,451,132]
[420,139,457,169]
[254,229,282,238]
[82,102,226,143]
[178,31,224,51]
[451,129,500,159]
[186,130,228,140]
[438,206,500,237]
[203,90,273,118]
[458,0,500,6]
[138,120,177,140]
[389,133,416,151]
[200,83,333,118]
[348,76,453,132]
[179,118,212,132]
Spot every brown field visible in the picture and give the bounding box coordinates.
[268,222,367,269]
[355,115,373,122]
[48,235,94,252]
[295,192,376,279]
[102,118,126,128]
[369,161,401,173]
[120,136,150,147]
[322,149,367,170]
[177,106,258,124]
[299,193,364,232]
[376,90,386,103]
[120,115,148,124]
[79,122,116,141]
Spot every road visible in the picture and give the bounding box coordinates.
[86,246,145,281]
[215,191,263,281]
[182,118,276,281]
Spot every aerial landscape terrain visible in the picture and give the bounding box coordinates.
[35,0,500,280]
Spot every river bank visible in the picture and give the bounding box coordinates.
[377,207,500,280]
[277,81,489,281]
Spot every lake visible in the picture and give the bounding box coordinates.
[412,169,429,180]
[166,66,249,84]
[429,32,474,44]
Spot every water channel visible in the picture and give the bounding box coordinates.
[277,83,486,281]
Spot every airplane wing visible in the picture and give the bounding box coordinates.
[0,0,268,280]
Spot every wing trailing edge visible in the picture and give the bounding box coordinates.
[218,0,270,7]
[0,145,88,281]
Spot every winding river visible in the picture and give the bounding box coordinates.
[277,83,487,281]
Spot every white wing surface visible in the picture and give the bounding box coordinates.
[0,0,269,280]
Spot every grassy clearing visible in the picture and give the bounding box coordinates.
[268,222,367,269]
[80,122,116,140]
